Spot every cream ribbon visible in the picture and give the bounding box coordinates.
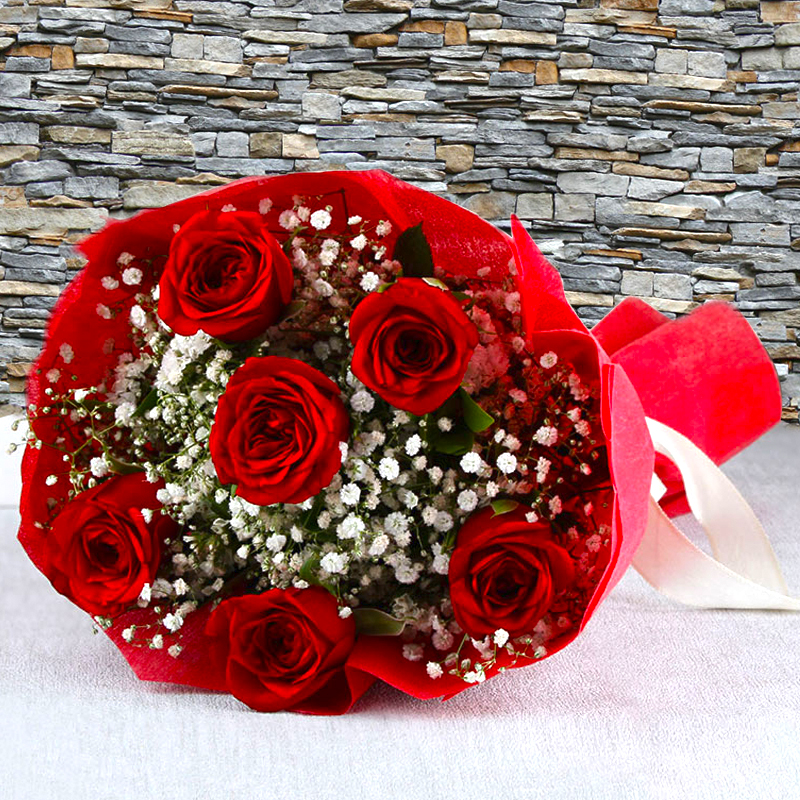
[632,418,800,611]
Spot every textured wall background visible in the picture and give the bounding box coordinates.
[0,0,799,420]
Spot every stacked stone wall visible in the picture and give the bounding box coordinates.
[1,0,799,420]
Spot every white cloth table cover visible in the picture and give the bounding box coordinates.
[1,413,798,800]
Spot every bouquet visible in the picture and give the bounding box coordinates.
[17,171,790,714]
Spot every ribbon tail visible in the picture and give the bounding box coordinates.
[632,418,800,611]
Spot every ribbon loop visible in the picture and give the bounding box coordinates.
[632,418,800,611]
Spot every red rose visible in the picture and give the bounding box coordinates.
[42,474,175,617]
[348,278,478,416]
[448,505,574,638]
[205,587,356,713]
[158,209,293,342]
[209,356,349,506]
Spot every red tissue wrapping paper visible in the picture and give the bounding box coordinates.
[17,170,782,708]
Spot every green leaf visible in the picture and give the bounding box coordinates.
[299,553,322,586]
[280,300,305,322]
[133,388,158,419]
[432,427,474,456]
[106,454,144,476]
[422,277,448,291]
[393,222,434,279]
[459,388,494,433]
[490,499,519,517]
[353,608,406,637]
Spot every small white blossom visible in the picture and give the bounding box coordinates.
[122,627,135,643]
[138,583,152,605]
[350,233,368,251]
[497,453,517,475]
[337,514,365,540]
[90,456,109,478]
[350,390,374,413]
[525,511,539,524]
[101,276,119,291]
[258,197,273,215]
[310,209,332,230]
[340,483,361,506]
[338,606,353,619]
[549,496,563,515]
[402,643,424,662]
[129,305,147,329]
[96,303,112,320]
[122,267,142,286]
[433,511,454,532]
[426,661,443,679]
[378,457,400,481]
[405,434,422,456]
[575,420,591,437]
[360,271,380,292]
[45,474,58,486]
[348,215,363,225]
[376,220,392,237]
[534,426,559,447]
[493,628,509,648]
[437,417,453,432]
[150,634,164,650]
[117,252,134,266]
[279,209,301,230]
[457,489,478,512]
[168,645,183,658]
[320,552,347,574]
[163,613,183,633]
[59,343,74,364]
[460,452,482,474]
[45,368,60,383]
[368,534,389,556]
[540,351,558,369]
[485,481,500,498]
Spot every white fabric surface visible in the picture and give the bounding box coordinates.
[1,413,799,800]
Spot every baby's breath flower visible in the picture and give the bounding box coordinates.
[320,551,347,574]
[534,426,559,447]
[540,351,558,369]
[122,267,142,286]
[460,452,481,474]
[496,452,517,475]
[493,628,509,648]
[426,661,443,679]
[378,457,400,481]
[340,483,361,506]
[360,271,380,292]
[350,390,374,413]
[310,209,332,230]
[457,489,478,512]
[350,234,367,251]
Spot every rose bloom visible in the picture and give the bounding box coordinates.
[158,209,293,342]
[205,587,356,713]
[42,474,175,617]
[448,505,574,638]
[209,356,350,506]
[348,278,478,416]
